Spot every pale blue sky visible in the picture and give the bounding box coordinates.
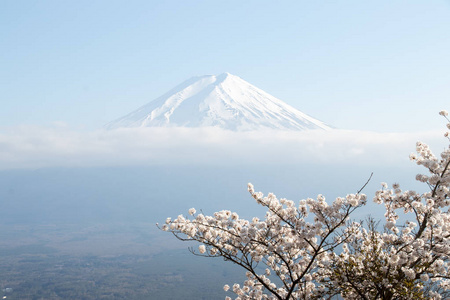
[1,1,450,132]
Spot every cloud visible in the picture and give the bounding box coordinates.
[0,125,446,170]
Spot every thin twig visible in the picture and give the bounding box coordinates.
[357,172,373,194]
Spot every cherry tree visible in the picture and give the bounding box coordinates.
[159,111,450,299]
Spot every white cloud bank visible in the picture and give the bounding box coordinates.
[0,125,446,170]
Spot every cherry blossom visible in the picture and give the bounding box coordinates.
[159,112,450,299]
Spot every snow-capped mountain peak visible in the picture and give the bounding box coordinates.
[105,73,331,131]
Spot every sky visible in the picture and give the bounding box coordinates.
[1,0,450,132]
[0,1,450,171]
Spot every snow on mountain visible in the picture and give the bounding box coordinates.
[105,73,331,131]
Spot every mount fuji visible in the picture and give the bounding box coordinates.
[105,73,331,131]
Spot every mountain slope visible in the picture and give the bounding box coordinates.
[105,73,331,131]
